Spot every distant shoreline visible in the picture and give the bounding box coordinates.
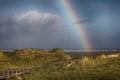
[0,49,120,52]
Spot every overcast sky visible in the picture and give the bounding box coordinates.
[0,0,120,49]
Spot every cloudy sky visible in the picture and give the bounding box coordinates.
[0,0,120,49]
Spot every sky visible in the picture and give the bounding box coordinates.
[0,0,120,49]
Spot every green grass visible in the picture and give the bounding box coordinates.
[0,48,71,69]
[22,55,120,80]
[0,49,120,80]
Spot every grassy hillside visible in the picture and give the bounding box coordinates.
[22,53,120,80]
[0,48,120,80]
[0,48,72,69]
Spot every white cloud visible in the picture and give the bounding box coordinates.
[12,10,63,32]
[0,11,78,49]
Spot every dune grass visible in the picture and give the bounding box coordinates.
[0,49,120,80]
[22,54,120,80]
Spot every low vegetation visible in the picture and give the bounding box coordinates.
[0,48,120,80]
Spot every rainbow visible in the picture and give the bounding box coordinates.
[61,0,93,50]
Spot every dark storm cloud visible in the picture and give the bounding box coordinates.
[70,0,120,49]
[0,0,120,49]
[0,11,78,49]
[91,33,120,49]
